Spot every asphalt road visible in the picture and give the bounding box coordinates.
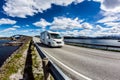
[33,37,120,80]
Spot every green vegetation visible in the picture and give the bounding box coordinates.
[30,41,53,80]
[0,37,32,80]
[30,41,44,80]
[0,36,54,80]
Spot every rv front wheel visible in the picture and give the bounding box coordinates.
[48,42,52,47]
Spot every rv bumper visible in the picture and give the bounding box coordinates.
[51,41,64,47]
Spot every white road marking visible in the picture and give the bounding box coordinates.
[42,49,93,80]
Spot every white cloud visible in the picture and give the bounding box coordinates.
[97,12,120,27]
[61,24,120,37]
[0,25,20,32]
[104,22,120,27]
[2,28,16,32]
[95,25,103,30]
[100,0,120,13]
[21,30,29,33]
[33,17,94,31]
[81,22,93,29]
[3,0,84,18]
[3,0,37,18]
[19,29,40,36]
[33,18,51,28]
[61,29,94,37]
[96,0,120,28]
[96,0,120,13]
[33,16,120,37]
[93,24,120,37]
[33,17,84,30]
[109,26,120,33]
[93,0,103,2]
[13,25,21,28]
[79,29,94,37]
[0,18,16,25]
[97,16,119,23]
[50,17,83,30]
[61,30,80,37]
[96,0,120,30]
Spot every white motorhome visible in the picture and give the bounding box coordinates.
[40,31,64,47]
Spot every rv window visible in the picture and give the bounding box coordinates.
[50,33,62,39]
[47,33,50,39]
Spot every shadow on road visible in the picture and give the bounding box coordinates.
[22,42,34,80]
[36,42,49,48]
[36,42,62,48]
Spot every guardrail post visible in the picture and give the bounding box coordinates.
[42,58,50,80]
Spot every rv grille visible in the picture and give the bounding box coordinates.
[57,42,61,44]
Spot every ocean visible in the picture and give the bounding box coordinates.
[64,39,120,50]
[0,40,19,67]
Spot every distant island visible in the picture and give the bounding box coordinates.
[0,37,12,40]
[0,34,29,40]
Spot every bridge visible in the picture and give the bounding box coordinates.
[1,36,120,80]
[33,37,120,80]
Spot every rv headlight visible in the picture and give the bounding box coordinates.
[52,40,56,43]
[53,40,56,41]
[52,41,56,44]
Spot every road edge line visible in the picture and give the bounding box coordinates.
[42,49,93,80]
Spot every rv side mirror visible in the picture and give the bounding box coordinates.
[46,36,48,39]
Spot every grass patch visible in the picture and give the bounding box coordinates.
[31,42,44,80]
[30,41,54,80]
[0,37,32,80]
[0,37,53,80]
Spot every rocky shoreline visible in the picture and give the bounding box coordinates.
[2,41,23,46]
[0,37,44,80]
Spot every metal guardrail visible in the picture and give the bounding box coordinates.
[34,43,70,80]
[65,41,120,50]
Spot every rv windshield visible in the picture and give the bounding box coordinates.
[50,33,62,39]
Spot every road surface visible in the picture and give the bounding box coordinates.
[33,37,120,80]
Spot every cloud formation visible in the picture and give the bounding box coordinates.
[0,25,20,32]
[100,0,120,13]
[95,0,120,13]
[33,18,51,28]
[97,16,119,23]
[81,22,93,29]
[61,29,94,37]
[3,0,84,18]
[2,0,120,37]
[33,14,120,37]
[0,18,16,25]
[50,17,83,30]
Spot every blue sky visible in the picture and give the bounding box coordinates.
[0,0,120,37]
